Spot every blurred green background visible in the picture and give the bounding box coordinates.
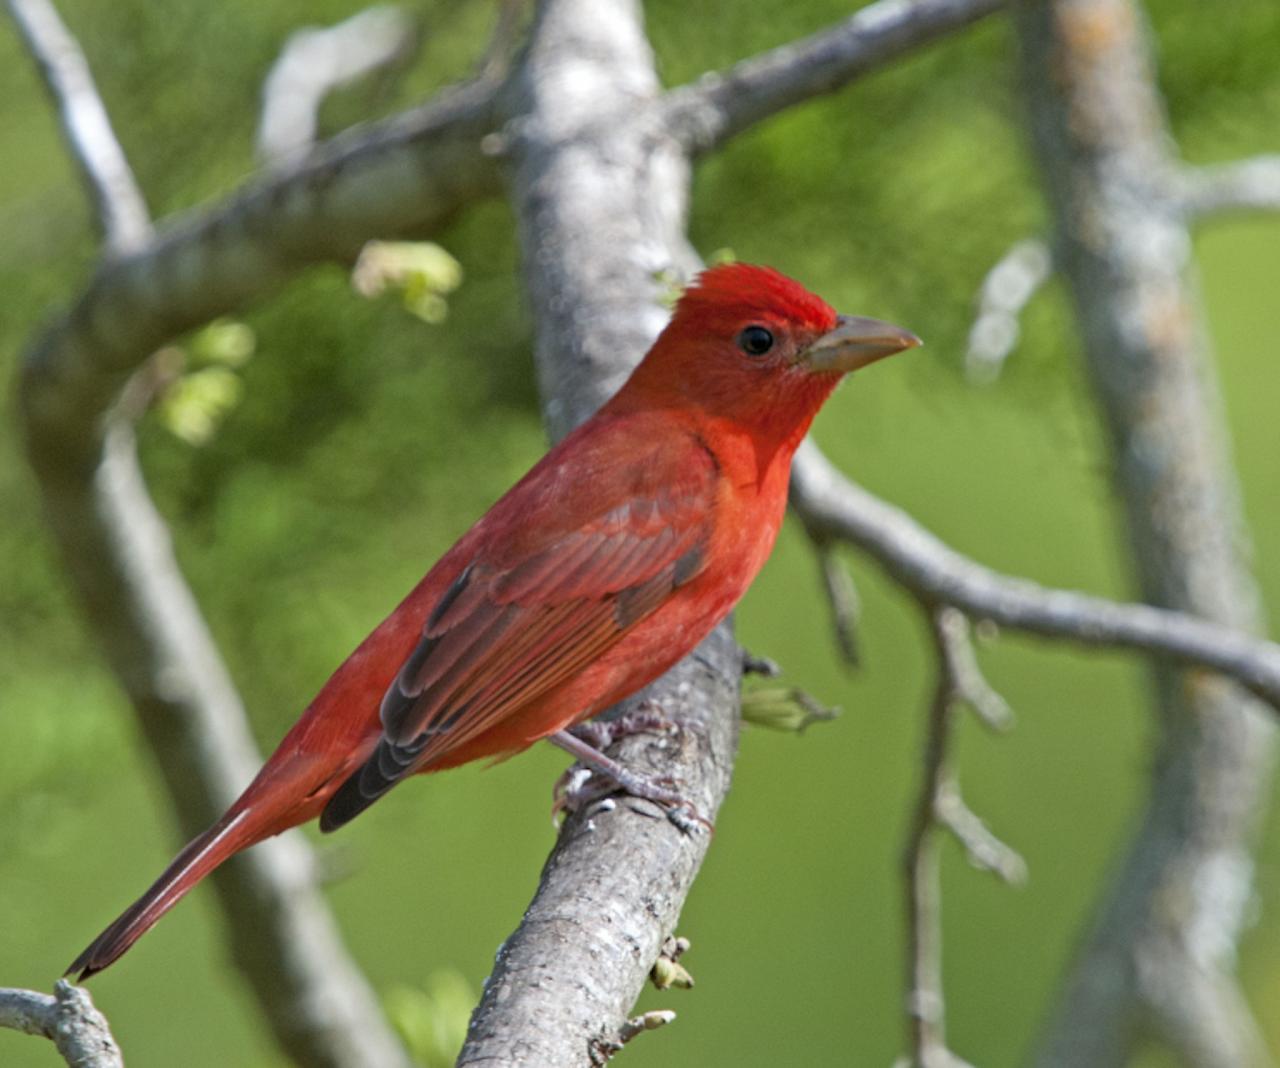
[2,1,1279,1065]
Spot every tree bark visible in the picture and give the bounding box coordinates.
[1017,1,1275,1064]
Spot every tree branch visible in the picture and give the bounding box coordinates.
[1016,0,1274,1064]
[964,236,1053,382]
[816,542,864,667]
[964,154,1280,384]
[256,5,419,165]
[898,607,1023,1068]
[1178,154,1280,221]
[5,0,150,253]
[8,3,469,1066]
[0,982,123,1068]
[900,608,973,1068]
[896,606,1024,1065]
[790,441,1280,711]
[20,70,502,472]
[662,0,1006,156]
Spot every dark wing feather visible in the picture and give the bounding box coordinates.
[319,433,718,832]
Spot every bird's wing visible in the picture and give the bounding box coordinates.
[320,424,719,830]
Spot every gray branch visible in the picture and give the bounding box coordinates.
[0,982,123,1068]
[662,0,1006,156]
[9,2,431,1066]
[898,607,1021,1068]
[791,441,1280,709]
[817,543,864,667]
[21,73,501,466]
[1178,154,1280,221]
[965,153,1280,382]
[899,608,977,1068]
[964,236,1053,382]
[1017,0,1274,1064]
[934,781,1027,884]
[257,5,418,165]
[6,0,150,253]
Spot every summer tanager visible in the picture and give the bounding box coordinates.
[69,263,918,978]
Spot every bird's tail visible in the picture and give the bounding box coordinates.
[67,806,259,980]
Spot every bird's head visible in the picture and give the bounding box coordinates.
[625,263,920,444]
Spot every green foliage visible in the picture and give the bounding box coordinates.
[740,686,840,734]
[2,3,1280,1068]
[352,241,464,324]
[383,969,475,1068]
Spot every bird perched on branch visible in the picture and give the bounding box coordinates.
[70,263,918,978]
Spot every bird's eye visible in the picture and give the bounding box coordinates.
[738,325,774,357]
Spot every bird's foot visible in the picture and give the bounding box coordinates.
[566,703,675,750]
[548,722,712,834]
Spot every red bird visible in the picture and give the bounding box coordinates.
[70,263,918,978]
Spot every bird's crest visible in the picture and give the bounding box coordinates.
[674,263,837,333]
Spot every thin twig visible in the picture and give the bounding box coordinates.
[900,607,977,1068]
[5,0,150,253]
[965,237,1053,382]
[898,607,1021,1067]
[935,780,1026,884]
[1177,155,1280,221]
[817,543,863,667]
[940,611,1014,731]
[474,0,529,80]
[790,440,1280,712]
[662,0,1006,156]
[0,982,123,1068]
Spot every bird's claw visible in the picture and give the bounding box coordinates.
[549,733,712,833]
[661,800,714,835]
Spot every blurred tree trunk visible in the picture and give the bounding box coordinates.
[1016,0,1275,1064]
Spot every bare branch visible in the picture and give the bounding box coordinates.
[1144,962,1274,1068]
[817,544,863,667]
[1178,155,1280,221]
[474,0,531,81]
[938,611,1014,731]
[8,3,496,1065]
[20,73,501,470]
[662,0,1006,156]
[934,781,1026,884]
[6,0,150,252]
[257,6,418,165]
[0,982,123,1068]
[1016,0,1273,1063]
[964,237,1052,383]
[36,386,419,1068]
[460,627,738,1066]
[900,607,978,1068]
[790,440,1280,712]
[894,605,1021,1068]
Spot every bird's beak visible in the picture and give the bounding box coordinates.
[801,314,922,374]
